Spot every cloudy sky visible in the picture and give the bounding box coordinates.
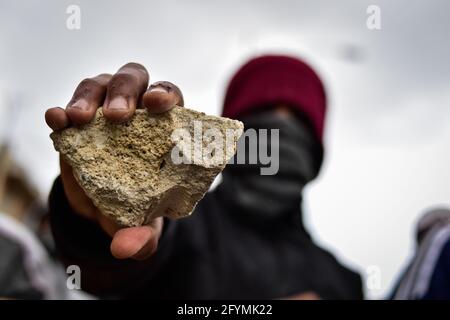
[1,0,449,298]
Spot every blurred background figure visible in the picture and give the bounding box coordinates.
[392,208,450,300]
[0,117,91,299]
[0,144,43,224]
[0,143,49,299]
[0,211,78,299]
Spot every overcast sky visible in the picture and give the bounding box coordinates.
[1,0,449,298]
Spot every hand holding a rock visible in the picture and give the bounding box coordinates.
[45,62,183,260]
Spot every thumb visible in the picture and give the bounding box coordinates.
[110,218,163,260]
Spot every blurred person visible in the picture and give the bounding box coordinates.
[392,207,450,300]
[44,56,363,299]
[0,144,74,299]
[0,211,91,299]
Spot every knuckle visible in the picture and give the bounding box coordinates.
[122,62,147,73]
[96,73,112,79]
[73,78,103,100]
[112,72,135,84]
[123,62,142,68]
[108,73,139,95]
[119,62,149,83]
[78,77,100,89]
[92,73,112,85]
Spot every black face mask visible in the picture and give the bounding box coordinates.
[218,109,323,221]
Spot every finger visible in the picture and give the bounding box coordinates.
[103,63,149,123]
[45,107,70,131]
[65,74,112,126]
[110,218,163,260]
[142,81,184,114]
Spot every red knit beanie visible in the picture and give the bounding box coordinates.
[222,55,327,142]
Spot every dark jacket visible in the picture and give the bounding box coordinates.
[392,208,450,300]
[49,176,363,299]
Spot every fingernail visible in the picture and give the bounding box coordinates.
[106,96,129,110]
[149,85,169,94]
[69,99,89,110]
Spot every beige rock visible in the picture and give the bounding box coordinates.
[51,106,243,227]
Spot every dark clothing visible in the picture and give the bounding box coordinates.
[423,240,450,299]
[0,234,43,299]
[392,208,450,300]
[49,176,362,299]
[0,212,74,299]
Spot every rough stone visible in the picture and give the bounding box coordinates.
[50,106,243,227]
